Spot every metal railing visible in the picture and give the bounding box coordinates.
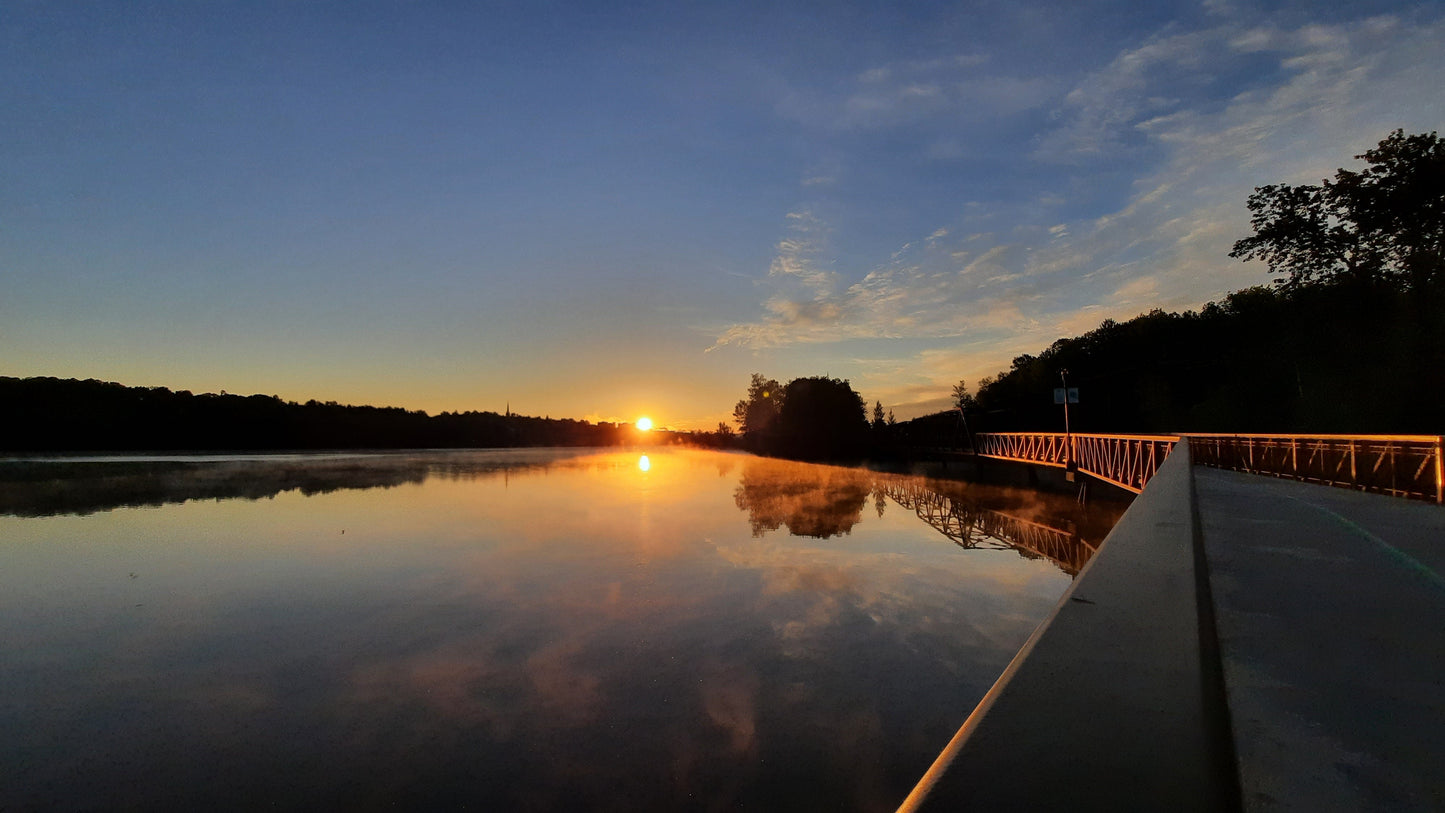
[956,429,1444,503]
[973,432,1179,494]
[1186,433,1445,504]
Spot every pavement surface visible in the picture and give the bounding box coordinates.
[1195,468,1445,812]
[902,459,1445,812]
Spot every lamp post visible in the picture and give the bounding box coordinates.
[1058,369,1076,480]
[1059,369,1071,442]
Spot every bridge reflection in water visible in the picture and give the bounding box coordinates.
[880,480,1100,575]
[729,456,1119,576]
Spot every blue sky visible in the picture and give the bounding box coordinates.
[4,1,1443,429]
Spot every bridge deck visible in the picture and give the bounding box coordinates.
[903,451,1445,811]
[1196,467,1445,810]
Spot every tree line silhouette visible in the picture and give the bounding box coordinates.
[731,374,872,460]
[943,279,1442,434]
[733,275,1443,458]
[0,377,650,452]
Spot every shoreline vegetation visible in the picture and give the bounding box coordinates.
[933,275,1443,436]
[0,376,692,454]
[8,260,1437,461]
[6,276,1439,459]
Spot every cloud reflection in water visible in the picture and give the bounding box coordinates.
[0,448,1122,811]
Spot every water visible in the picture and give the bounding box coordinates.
[0,448,1124,811]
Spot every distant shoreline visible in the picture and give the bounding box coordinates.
[0,376,697,453]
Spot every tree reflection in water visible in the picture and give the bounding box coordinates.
[732,456,1124,575]
[0,449,592,517]
[733,457,874,538]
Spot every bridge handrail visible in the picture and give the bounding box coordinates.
[969,431,1443,503]
[979,431,1182,443]
[1183,433,1444,504]
[972,432,1177,494]
[1182,432,1440,442]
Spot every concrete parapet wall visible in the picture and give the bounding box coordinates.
[902,443,1238,812]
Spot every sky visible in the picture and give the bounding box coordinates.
[4,1,1443,430]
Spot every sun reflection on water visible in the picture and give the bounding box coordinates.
[638,454,651,472]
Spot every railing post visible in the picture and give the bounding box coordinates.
[1387,442,1397,496]
[1435,436,1443,505]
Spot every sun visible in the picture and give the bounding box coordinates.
[635,416,653,432]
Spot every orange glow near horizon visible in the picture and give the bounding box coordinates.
[635,416,653,432]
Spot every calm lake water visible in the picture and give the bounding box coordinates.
[0,448,1124,811]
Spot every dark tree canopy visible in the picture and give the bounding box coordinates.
[732,373,782,437]
[775,376,869,459]
[951,380,976,411]
[731,374,871,459]
[0,376,640,452]
[901,276,1444,436]
[1230,129,1445,290]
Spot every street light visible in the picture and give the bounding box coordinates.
[1056,369,1077,481]
[1059,369,1071,439]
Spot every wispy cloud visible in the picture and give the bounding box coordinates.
[714,9,1445,416]
[777,52,1053,133]
[768,210,835,295]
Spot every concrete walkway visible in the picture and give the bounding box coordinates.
[1196,468,1445,811]
[901,455,1445,812]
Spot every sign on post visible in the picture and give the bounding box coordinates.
[1068,388,1079,404]
[1054,388,1081,404]
[1054,388,1066,405]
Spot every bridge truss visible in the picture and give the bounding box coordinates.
[964,431,1443,503]
[972,432,1178,494]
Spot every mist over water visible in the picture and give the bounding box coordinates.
[0,449,1123,810]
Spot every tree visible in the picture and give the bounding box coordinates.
[951,379,977,411]
[732,373,782,436]
[775,376,869,459]
[872,400,886,430]
[1230,129,1445,291]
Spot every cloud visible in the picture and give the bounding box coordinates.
[714,8,1445,373]
[1038,12,1430,166]
[777,52,1052,133]
[1035,28,1219,160]
[960,244,1014,277]
[767,209,836,296]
